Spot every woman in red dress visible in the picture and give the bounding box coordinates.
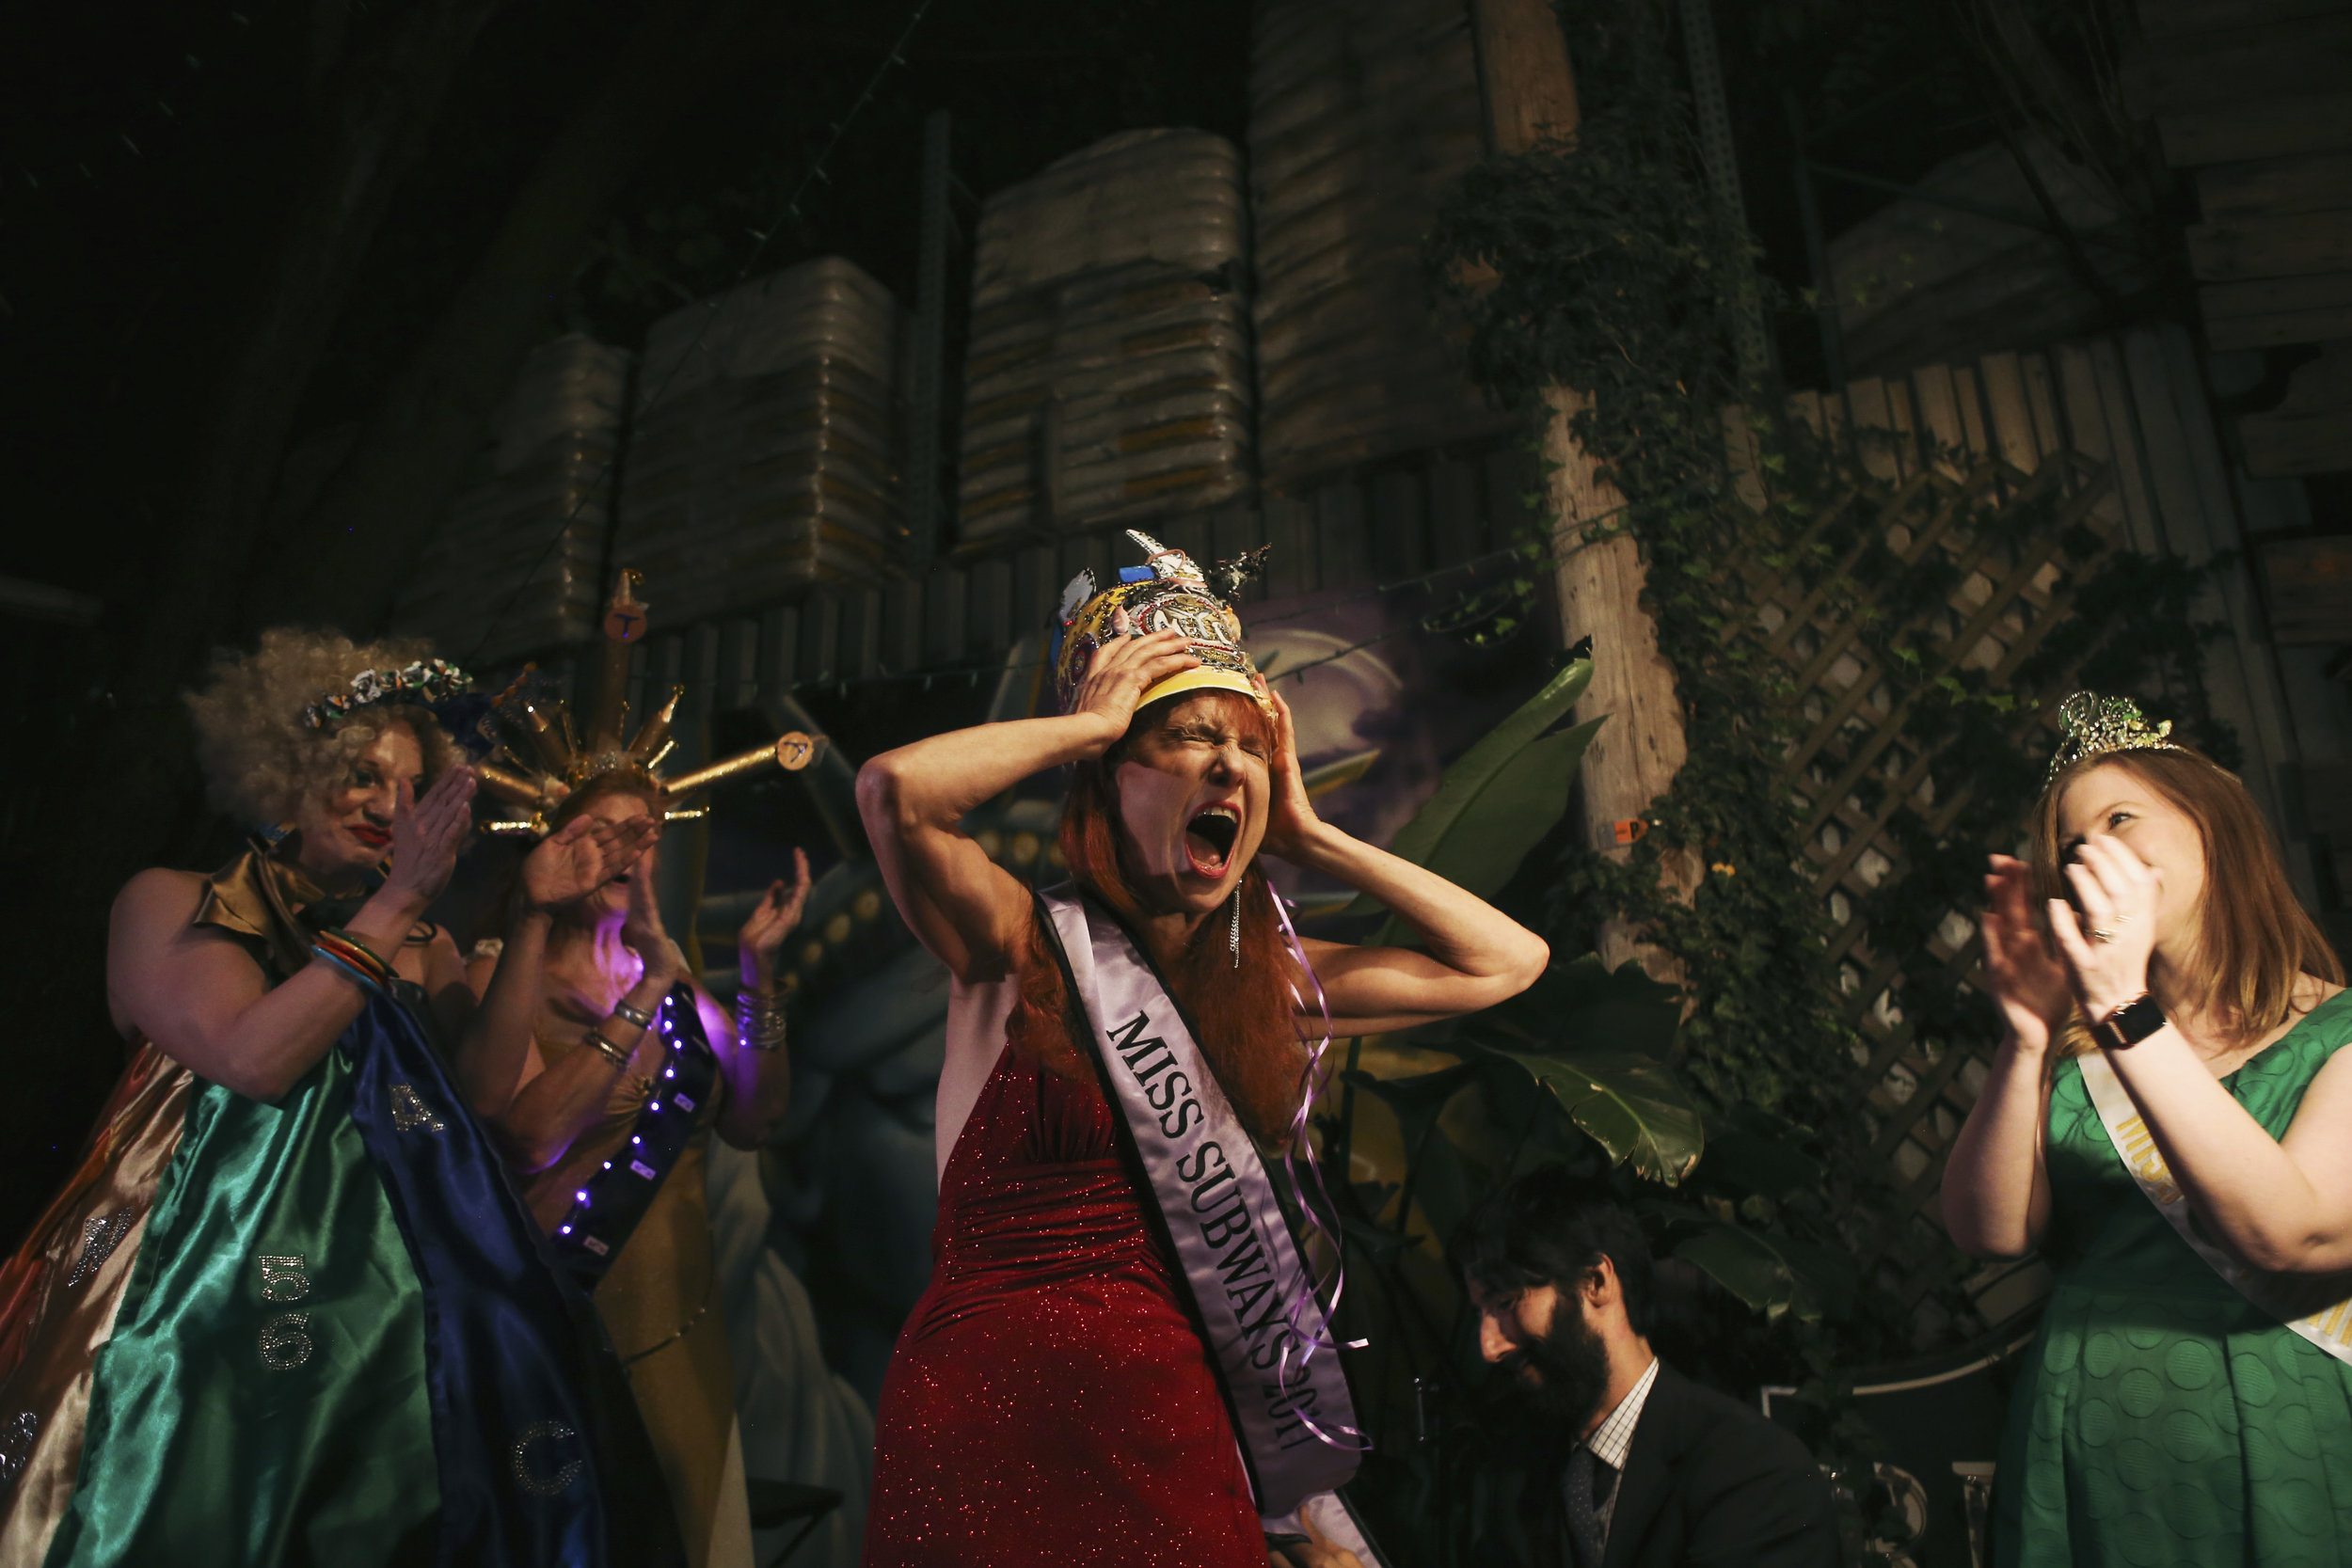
[854,538,1549,1565]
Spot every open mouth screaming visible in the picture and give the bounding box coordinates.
[1184,803,1241,877]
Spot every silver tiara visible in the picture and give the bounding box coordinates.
[2045,691,2180,784]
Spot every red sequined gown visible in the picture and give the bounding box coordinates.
[861,1041,1265,1566]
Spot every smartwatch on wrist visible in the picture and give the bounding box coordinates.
[2093,992,2167,1051]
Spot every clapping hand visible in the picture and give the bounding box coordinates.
[738,847,813,995]
[521,813,661,913]
[382,767,478,911]
[2044,833,2161,1024]
[1980,854,2074,1053]
[619,853,691,990]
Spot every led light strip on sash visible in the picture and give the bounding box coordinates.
[550,984,721,1284]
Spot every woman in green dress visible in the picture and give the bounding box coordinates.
[1945,693,2349,1567]
[0,631,681,1567]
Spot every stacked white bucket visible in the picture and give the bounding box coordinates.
[617,257,904,625]
[1249,0,1512,486]
[958,129,1255,545]
[392,332,629,665]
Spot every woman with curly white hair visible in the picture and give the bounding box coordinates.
[0,628,688,1568]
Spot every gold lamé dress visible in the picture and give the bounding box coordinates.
[521,995,754,1568]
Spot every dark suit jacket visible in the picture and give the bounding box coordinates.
[1481,1364,1838,1568]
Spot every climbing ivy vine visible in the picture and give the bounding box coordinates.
[1422,0,2219,1363]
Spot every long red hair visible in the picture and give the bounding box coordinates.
[1007,689,1310,1141]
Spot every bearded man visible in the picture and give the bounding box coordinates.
[1458,1168,1836,1568]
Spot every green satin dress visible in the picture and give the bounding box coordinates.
[0,847,688,1568]
[42,1034,443,1565]
[0,851,439,1566]
[1997,990,2352,1568]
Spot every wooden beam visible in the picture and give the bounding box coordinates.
[0,574,103,627]
[2159,92,2352,166]
[2260,536,2352,642]
[2186,209,2352,280]
[2197,150,2352,219]
[1469,0,1695,980]
[2240,343,2352,477]
[2122,12,2352,117]
[2204,302,2352,347]
[2137,0,2352,40]
[2200,271,2352,347]
[1469,0,1580,154]
[1544,388,1700,978]
[2306,758,2352,840]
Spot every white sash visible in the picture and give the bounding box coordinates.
[1036,886,1367,1526]
[2078,1051,2352,1365]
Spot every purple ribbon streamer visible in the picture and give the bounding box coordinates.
[1269,885,1371,1453]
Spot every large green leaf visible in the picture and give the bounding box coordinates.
[1403,1121,1482,1242]
[1694,1104,1823,1199]
[1343,658,1597,921]
[1672,1223,1808,1321]
[1672,1220,1856,1323]
[1476,954,1683,1061]
[1341,1063,1478,1153]
[1701,1130,1825,1200]
[1339,1065,1483,1240]
[1472,1046,1704,1186]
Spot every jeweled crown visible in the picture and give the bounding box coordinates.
[2045,691,2181,784]
[301,657,472,731]
[1052,531,1270,717]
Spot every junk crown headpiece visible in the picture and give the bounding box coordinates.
[1052,531,1271,718]
[2045,691,2183,785]
[302,657,472,731]
[475,570,820,834]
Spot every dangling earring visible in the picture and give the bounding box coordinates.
[1229,883,1243,968]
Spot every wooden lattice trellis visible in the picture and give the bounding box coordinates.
[1719,341,2193,1322]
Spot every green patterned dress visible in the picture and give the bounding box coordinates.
[1998,990,2352,1567]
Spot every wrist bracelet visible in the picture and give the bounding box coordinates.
[318,927,396,984]
[312,927,397,995]
[321,927,391,966]
[736,992,788,1053]
[312,945,387,997]
[584,1029,633,1069]
[612,1000,655,1031]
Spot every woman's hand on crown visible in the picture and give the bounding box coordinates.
[1067,627,1200,752]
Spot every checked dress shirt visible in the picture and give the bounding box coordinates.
[1563,1357,1660,1568]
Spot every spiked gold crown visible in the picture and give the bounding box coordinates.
[2045,691,2182,785]
[474,569,820,834]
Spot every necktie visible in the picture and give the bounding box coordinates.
[1564,1447,1614,1568]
